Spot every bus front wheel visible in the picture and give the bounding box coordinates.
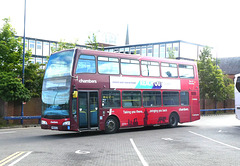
[105,116,119,134]
[168,113,179,127]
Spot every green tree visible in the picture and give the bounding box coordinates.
[167,47,175,59]
[197,46,234,108]
[86,33,103,50]
[0,18,43,101]
[0,72,30,102]
[51,39,77,53]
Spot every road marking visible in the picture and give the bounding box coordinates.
[162,138,173,141]
[75,150,90,154]
[8,151,32,166]
[0,151,32,166]
[0,131,16,134]
[130,138,149,166]
[189,131,240,151]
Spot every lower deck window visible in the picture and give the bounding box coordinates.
[180,92,189,106]
[163,91,179,106]
[143,91,161,107]
[102,91,120,108]
[122,91,141,107]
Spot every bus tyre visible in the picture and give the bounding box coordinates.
[169,113,179,128]
[105,116,119,134]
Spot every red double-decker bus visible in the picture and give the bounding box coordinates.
[41,49,200,133]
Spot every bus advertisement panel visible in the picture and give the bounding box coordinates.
[41,49,200,133]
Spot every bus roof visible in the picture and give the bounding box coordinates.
[77,48,197,65]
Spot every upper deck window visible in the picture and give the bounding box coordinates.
[121,59,140,75]
[141,61,160,77]
[161,63,178,78]
[98,57,119,74]
[76,55,96,73]
[44,50,74,78]
[179,64,194,78]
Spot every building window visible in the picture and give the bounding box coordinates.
[153,45,159,58]
[43,42,50,56]
[29,40,35,54]
[125,47,130,54]
[160,44,165,58]
[147,45,152,57]
[141,46,146,56]
[122,91,141,107]
[173,43,179,58]
[76,55,96,73]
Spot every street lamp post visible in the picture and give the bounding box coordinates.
[21,0,26,124]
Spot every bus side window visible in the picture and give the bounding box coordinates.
[121,59,140,76]
[98,57,119,74]
[143,91,161,107]
[161,63,178,78]
[163,91,179,106]
[102,91,121,108]
[76,55,96,73]
[141,61,160,77]
[180,92,189,106]
[122,91,141,107]
[179,64,194,79]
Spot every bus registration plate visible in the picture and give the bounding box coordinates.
[51,126,58,130]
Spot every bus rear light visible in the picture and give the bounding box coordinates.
[62,121,70,126]
[41,120,48,125]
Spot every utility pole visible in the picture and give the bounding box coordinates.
[21,0,26,124]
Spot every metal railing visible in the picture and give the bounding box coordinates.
[4,116,41,124]
[200,108,235,114]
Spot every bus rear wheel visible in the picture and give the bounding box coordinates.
[105,116,119,134]
[168,113,179,128]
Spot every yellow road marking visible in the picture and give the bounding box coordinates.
[0,152,26,166]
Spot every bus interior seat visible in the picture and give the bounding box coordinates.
[123,102,132,107]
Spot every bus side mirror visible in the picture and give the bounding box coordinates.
[73,91,78,98]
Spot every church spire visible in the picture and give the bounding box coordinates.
[125,24,129,45]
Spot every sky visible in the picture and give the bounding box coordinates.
[0,0,240,58]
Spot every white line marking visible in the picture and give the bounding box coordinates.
[0,152,24,166]
[189,131,240,151]
[130,138,149,166]
[0,131,16,134]
[75,150,90,154]
[8,151,32,166]
[162,138,173,141]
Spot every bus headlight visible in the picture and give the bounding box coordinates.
[62,121,70,126]
[41,120,48,125]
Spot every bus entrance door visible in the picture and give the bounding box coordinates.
[78,91,99,130]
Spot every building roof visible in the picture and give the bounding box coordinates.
[218,57,240,75]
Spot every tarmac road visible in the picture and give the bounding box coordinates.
[0,114,240,166]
